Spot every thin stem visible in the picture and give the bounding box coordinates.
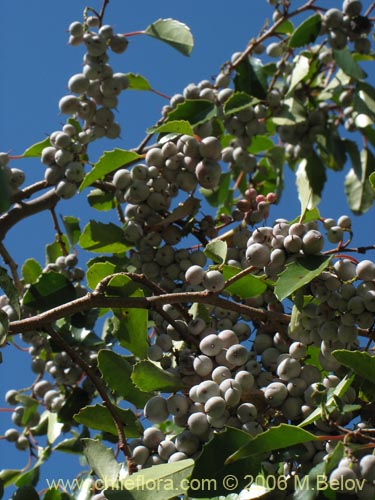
[50,208,68,256]
[44,324,137,473]
[0,241,23,293]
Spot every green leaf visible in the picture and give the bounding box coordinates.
[370,171,375,190]
[47,411,64,445]
[0,266,20,318]
[148,120,194,136]
[189,427,257,497]
[0,167,11,214]
[86,261,116,290]
[289,208,320,225]
[104,460,195,500]
[223,265,267,298]
[226,424,317,464]
[293,461,326,500]
[0,310,8,346]
[21,259,42,285]
[82,438,121,483]
[79,149,141,191]
[10,485,40,499]
[286,55,310,97]
[166,99,216,127]
[223,92,257,116]
[62,216,80,246]
[289,14,321,48]
[332,350,375,384]
[98,350,153,407]
[204,240,227,265]
[57,387,91,424]
[345,147,375,214]
[299,373,355,428]
[144,18,194,56]
[248,135,274,154]
[45,235,69,264]
[79,220,131,254]
[274,255,331,301]
[111,308,149,359]
[125,73,152,90]
[150,197,200,228]
[333,47,367,80]
[43,489,72,500]
[22,271,76,312]
[132,360,185,392]
[276,19,294,34]
[74,403,143,437]
[22,137,50,157]
[88,188,117,211]
[53,430,86,454]
[201,173,232,208]
[296,155,327,210]
[273,98,306,126]
[234,56,267,99]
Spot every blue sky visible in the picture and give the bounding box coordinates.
[0,0,375,496]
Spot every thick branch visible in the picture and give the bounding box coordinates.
[0,189,59,241]
[8,288,290,336]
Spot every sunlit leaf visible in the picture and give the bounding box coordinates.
[22,137,50,157]
[82,438,121,483]
[80,149,141,191]
[132,360,185,392]
[74,404,143,437]
[289,14,321,48]
[79,220,131,254]
[144,18,194,56]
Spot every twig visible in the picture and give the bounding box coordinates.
[0,189,60,241]
[50,208,69,256]
[44,324,137,473]
[0,241,23,293]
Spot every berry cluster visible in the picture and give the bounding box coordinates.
[41,16,129,199]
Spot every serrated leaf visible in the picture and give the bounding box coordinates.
[234,56,267,99]
[62,216,80,246]
[125,73,151,91]
[0,266,20,318]
[74,403,143,437]
[87,188,117,211]
[204,240,227,265]
[345,148,375,214]
[286,55,310,97]
[223,92,257,116]
[274,255,331,301]
[132,360,185,392]
[53,430,86,454]
[98,350,153,407]
[166,99,216,127]
[332,350,375,384]
[333,47,367,80]
[79,220,131,254]
[22,137,51,157]
[104,460,194,500]
[299,374,355,428]
[144,18,194,56]
[226,424,317,464]
[79,149,141,191]
[148,120,194,136]
[82,438,121,483]
[22,271,76,312]
[223,265,267,298]
[21,259,42,285]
